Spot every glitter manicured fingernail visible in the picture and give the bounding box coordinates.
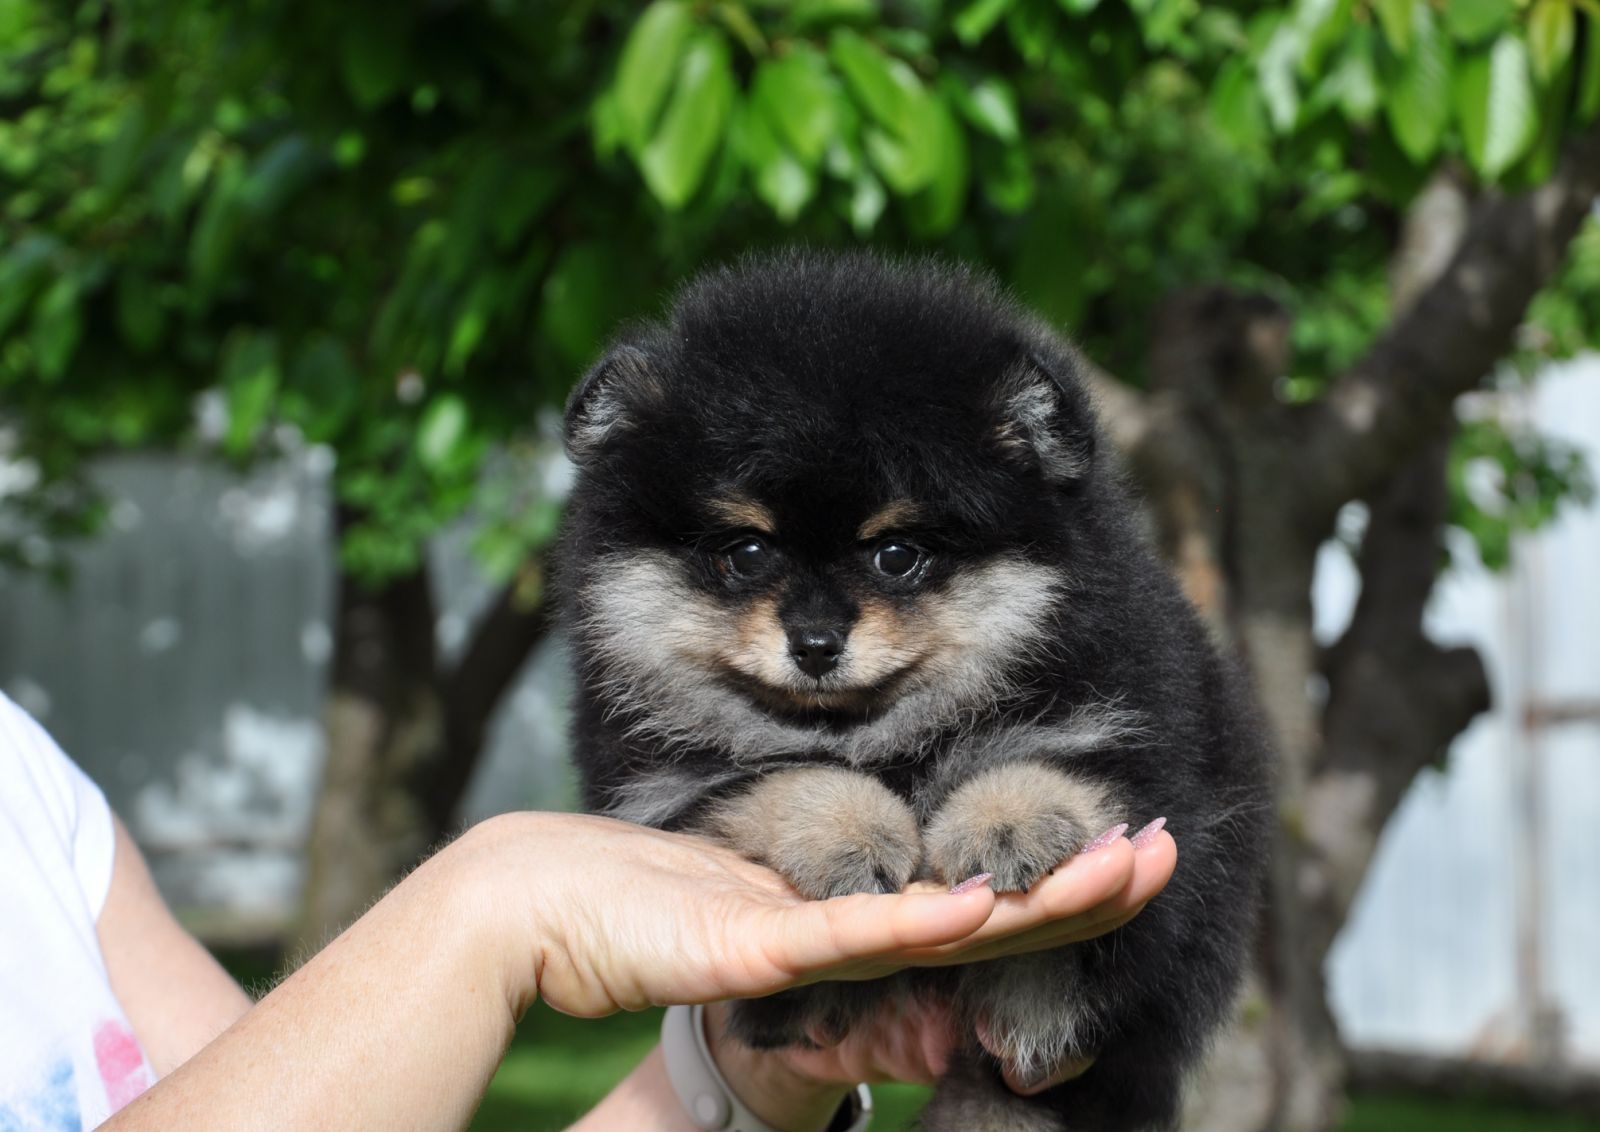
[949,872,994,895]
[1081,823,1130,854]
[1131,816,1167,849]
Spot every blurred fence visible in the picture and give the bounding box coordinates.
[1,366,1597,1064]
[0,444,573,942]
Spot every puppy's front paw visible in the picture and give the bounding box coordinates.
[925,763,1116,893]
[706,767,921,899]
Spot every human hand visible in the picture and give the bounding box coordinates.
[758,820,1176,1102]
[459,811,1173,1023]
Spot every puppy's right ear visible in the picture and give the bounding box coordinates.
[564,345,663,464]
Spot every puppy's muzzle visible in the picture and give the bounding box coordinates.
[787,627,844,678]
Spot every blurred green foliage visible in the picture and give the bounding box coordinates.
[2,0,1597,581]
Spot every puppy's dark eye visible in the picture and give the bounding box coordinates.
[724,537,771,578]
[873,542,922,578]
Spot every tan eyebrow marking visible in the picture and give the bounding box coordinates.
[857,500,925,541]
[707,494,777,533]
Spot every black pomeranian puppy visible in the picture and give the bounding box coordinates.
[556,251,1269,1131]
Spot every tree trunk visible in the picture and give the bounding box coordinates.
[294,507,552,946]
[295,506,444,949]
[1128,120,1600,1123]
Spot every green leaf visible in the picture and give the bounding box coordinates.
[613,1,696,152]
[445,275,501,376]
[1257,18,1302,132]
[540,242,635,370]
[189,152,246,300]
[848,169,887,235]
[1295,0,1353,77]
[978,142,1035,212]
[1442,0,1513,44]
[417,395,470,472]
[1372,0,1414,53]
[739,104,817,220]
[592,89,626,158]
[241,134,318,218]
[1058,0,1103,12]
[953,0,1015,45]
[904,97,969,238]
[1579,15,1600,119]
[220,330,279,457]
[0,234,54,340]
[341,17,409,109]
[1455,37,1538,179]
[1211,57,1268,149]
[1528,0,1575,86]
[831,31,939,194]
[750,49,841,168]
[115,271,165,354]
[96,101,148,201]
[30,274,82,382]
[829,30,924,138]
[1383,4,1453,162]
[1012,188,1092,326]
[638,31,735,210]
[951,76,1021,142]
[1323,24,1380,124]
[863,127,935,194]
[1006,0,1056,65]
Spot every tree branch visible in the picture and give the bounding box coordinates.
[1309,123,1600,514]
[1305,434,1491,948]
[424,555,553,835]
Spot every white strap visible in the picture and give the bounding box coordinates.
[660,1004,872,1132]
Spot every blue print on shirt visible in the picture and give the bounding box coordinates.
[0,1058,81,1132]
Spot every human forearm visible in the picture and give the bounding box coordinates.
[105,828,519,1131]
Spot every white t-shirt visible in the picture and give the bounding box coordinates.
[0,692,154,1128]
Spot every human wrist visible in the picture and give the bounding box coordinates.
[701,1003,854,1132]
[440,812,555,1021]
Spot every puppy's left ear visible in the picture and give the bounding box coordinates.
[988,353,1096,485]
[564,344,664,464]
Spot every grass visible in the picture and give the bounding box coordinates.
[471,1008,1600,1131]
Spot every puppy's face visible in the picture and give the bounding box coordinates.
[562,256,1103,761]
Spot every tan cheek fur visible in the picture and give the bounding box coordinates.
[720,596,794,686]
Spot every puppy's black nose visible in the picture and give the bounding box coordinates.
[788,628,843,678]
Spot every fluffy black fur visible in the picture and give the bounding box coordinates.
[556,251,1270,1130]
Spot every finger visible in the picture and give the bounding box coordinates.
[895,839,1141,964]
[917,999,958,1079]
[923,830,1177,964]
[772,883,998,980]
